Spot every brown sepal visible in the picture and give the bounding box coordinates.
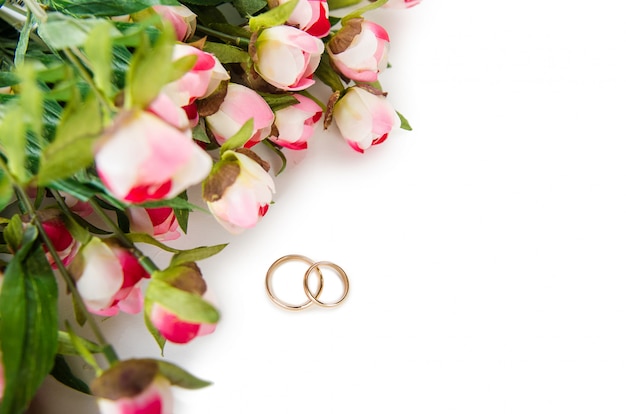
[91,359,159,400]
[234,148,270,172]
[324,90,342,129]
[328,18,364,54]
[203,162,240,202]
[170,262,207,296]
[196,81,228,117]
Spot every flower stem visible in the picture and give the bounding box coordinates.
[195,24,250,48]
[88,199,161,274]
[22,0,47,22]
[11,183,119,366]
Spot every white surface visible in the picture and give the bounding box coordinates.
[30,1,626,413]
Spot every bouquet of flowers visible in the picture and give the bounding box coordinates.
[0,0,419,412]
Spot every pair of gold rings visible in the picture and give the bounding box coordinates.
[265,255,350,311]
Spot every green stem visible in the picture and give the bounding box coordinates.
[196,24,250,48]
[22,0,47,22]
[11,183,119,366]
[14,10,32,67]
[88,200,161,274]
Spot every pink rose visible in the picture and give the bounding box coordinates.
[95,109,212,203]
[203,149,275,234]
[252,25,324,91]
[92,359,173,414]
[128,207,180,242]
[162,45,230,108]
[271,0,331,37]
[204,83,274,147]
[327,18,390,82]
[269,93,322,150]
[70,238,150,316]
[332,86,400,153]
[40,211,79,269]
[148,263,217,344]
[152,4,197,41]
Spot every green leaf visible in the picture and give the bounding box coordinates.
[38,14,122,50]
[326,0,361,10]
[37,136,97,185]
[341,0,388,22]
[262,139,287,175]
[126,25,175,108]
[170,243,228,266]
[126,232,182,254]
[0,170,14,212]
[169,54,198,83]
[173,191,190,233]
[219,118,254,154]
[64,322,100,373]
[315,53,345,92]
[146,279,220,324]
[143,302,166,354]
[397,110,412,131]
[84,21,114,97]
[4,214,25,254]
[41,0,180,16]
[57,331,102,355]
[155,360,212,389]
[258,91,299,111]
[0,104,27,183]
[232,0,267,17]
[202,41,249,64]
[0,236,59,414]
[50,355,92,395]
[248,0,298,32]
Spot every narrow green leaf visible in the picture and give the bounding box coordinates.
[0,240,58,414]
[341,0,388,22]
[249,0,298,32]
[84,21,114,97]
[4,214,25,254]
[169,54,198,83]
[0,170,14,213]
[0,105,27,183]
[64,322,100,373]
[219,118,254,154]
[327,0,362,10]
[202,41,249,64]
[173,191,190,234]
[38,14,122,50]
[146,279,220,324]
[170,243,228,266]
[41,0,180,17]
[126,232,182,254]
[57,331,103,355]
[50,355,92,395]
[232,0,267,17]
[155,360,212,389]
[397,111,413,131]
[314,53,345,92]
[38,137,97,185]
[258,91,299,111]
[143,301,166,354]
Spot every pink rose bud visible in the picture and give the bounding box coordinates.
[128,207,180,242]
[92,359,173,414]
[205,83,274,147]
[70,238,150,316]
[269,93,323,150]
[162,45,230,108]
[332,86,400,153]
[39,210,79,269]
[95,109,212,203]
[148,263,218,344]
[252,25,324,91]
[152,4,197,41]
[203,149,275,234]
[327,18,390,82]
[269,0,331,38]
[383,0,421,8]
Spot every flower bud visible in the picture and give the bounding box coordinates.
[327,18,390,82]
[92,359,173,414]
[332,86,400,153]
[70,238,150,316]
[251,25,324,91]
[269,93,323,150]
[39,209,79,269]
[95,109,212,203]
[128,207,180,242]
[269,0,331,38]
[152,4,197,41]
[203,149,275,234]
[148,263,218,344]
[205,83,274,147]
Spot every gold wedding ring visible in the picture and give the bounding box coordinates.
[266,255,349,311]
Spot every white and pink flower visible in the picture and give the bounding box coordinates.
[95,109,212,203]
[128,207,180,242]
[332,86,400,153]
[270,0,331,38]
[269,93,323,150]
[203,149,275,234]
[327,18,390,82]
[148,264,217,344]
[252,25,324,91]
[152,4,197,41]
[204,83,274,147]
[40,212,79,269]
[92,359,173,414]
[70,238,150,316]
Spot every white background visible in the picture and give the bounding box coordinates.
[30,1,626,413]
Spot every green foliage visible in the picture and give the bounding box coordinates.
[202,41,249,63]
[0,224,58,414]
[248,0,298,32]
[219,118,254,154]
[155,360,212,389]
[41,0,181,17]
[146,278,220,324]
